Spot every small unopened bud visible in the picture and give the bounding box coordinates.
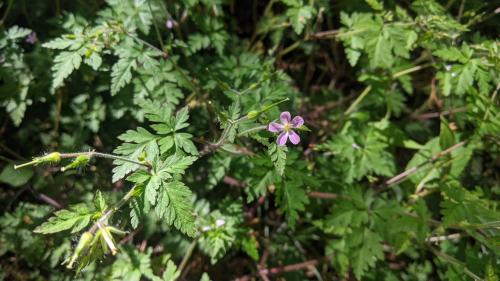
[201,226,212,232]
[247,110,260,120]
[61,154,90,172]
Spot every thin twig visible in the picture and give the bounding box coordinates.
[235,257,330,280]
[345,86,372,115]
[384,141,467,186]
[307,191,338,200]
[425,233,461,243]
[411,107,467,120]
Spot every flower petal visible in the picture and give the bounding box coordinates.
[268,122,283,133]
[277,132,289,146]
[288,130,301,145]
[291,116,304,128]
[280,111,291,124]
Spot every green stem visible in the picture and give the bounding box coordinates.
[345,86,372,115]
[60,151,150,168]
[392,63,433,79]
[428,245,484,281]
[147,0,165,51]
[14,160,38,170]
[238,125,267,136]
[277,40,303,58]
[178,237,199,274]
[123,30,167,57]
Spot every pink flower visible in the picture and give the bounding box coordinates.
[268,112,304,146]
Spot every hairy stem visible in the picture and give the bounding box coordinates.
[60,151,150,168]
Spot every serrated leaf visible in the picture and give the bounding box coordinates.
[268,143,287,176]
[111,56,137,95]
[145,174,162,205]
[346,48,361,66]
[34,204,93,234]
[126,170,151,184]
[155,181,197,237]
[51,51,82,89]
[351,229,384,279]
[275,181,309,228]
[94,190,108,212]
[455,60,477,95]
[162,260,181,281]
[287,5,314,34]
[174,107,190,131]
[365,0,383,11]
[6,26,31,40]
[439,118,455,150]
[162,154,197,174]
[42,37,76,50]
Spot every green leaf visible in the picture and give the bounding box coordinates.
[145,174,162,205]
[199,273,212,281]
[6,26,31,40]
[111,56,137,95]
[351,229,384,279]
[42,37,77,50]
[241,236,259,261]
[126,170,152,184]
[155,181,197,237]
[34,204,93,234]
[174,107,190,131]
[371,32,392,68]
[275,181,309,228]
[51,51,82,89]
[161,154,197,175]
[0,164,33,187]
[365,0,383,11]
[162,260,181,281]
[94,190,108,212]
[455,60,477,95]
[439,118,455,150]
[268,143,287,176]
[287,5,314,34]
[113,127,158,182]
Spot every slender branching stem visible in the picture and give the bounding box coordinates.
[178,237,199,275]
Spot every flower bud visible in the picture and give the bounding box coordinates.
[247,110,260,120]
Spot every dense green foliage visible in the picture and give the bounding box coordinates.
[1,0,499,280]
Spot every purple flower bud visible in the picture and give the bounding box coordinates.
[25,32,38,44]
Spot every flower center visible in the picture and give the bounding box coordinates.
[283,123,292,132]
